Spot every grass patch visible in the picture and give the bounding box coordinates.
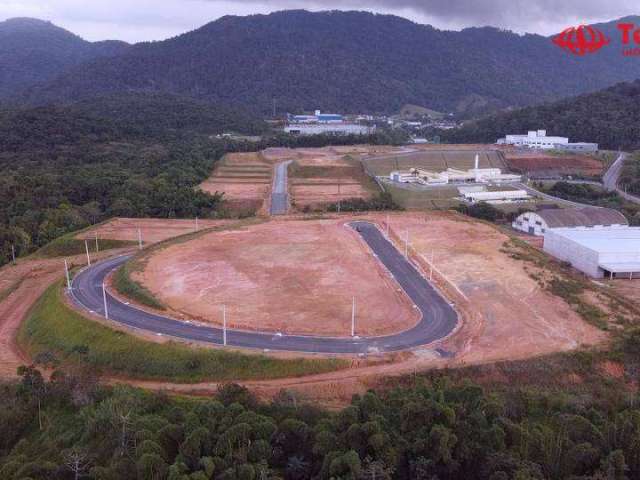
[113,260,165,310]
[18,282,348,383]
[34,234,135,259]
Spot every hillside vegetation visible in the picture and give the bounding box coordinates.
[0,93,263,267]
[0,17,129,99]
[441,80,640,151]
[11,11,640,116]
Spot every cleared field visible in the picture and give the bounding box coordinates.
[288,148,379,209]
[133,219,419,337]
[505,151,604,177]
[364,149,507,176]
[377,212,605,363]
[76,218,232,244]
[382,183,461,210]
[199,152,273,213]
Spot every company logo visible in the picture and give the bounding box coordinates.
[552,25,610,55]
[553,23,640,57]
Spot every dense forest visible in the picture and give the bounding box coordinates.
[5,12,640,116]
[440,80,640,151]
[3,361,640,480]
[0,93,407,266]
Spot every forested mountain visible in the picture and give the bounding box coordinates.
[8,11,640,115]
[0,18,129,99]
[440,80,640,150]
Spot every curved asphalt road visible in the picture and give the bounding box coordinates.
[70,222,457,354]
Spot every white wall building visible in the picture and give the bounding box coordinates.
[389,154,521,186]
[284,123,374,136]
[498,130,569,149]
[462,189,530,204]
[512,207,629,236]
[544,227,640,279]
[497,130,599,151]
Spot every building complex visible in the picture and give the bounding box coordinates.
[497,130,598,152]
[284,110,374,136]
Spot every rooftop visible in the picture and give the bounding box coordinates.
[549,227,640,254]
[535,207,628,229]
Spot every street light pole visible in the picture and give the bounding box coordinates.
[351,296,356,337]
[64,259,72,291]
[405,230,409,258]
[102,282,109,320]
[85,240,91,266]
[223,304,227,346]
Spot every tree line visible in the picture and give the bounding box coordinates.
[2,360,640,479]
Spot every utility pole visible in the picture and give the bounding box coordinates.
[222,304,227,346]
[85,240,91,266]
[137,228,143,250]
[95,232,99,253]
[405,229,409,258]
[102,282,109,320]
[430,250,434,281]
[351,297,356,337]
[64,259,72,291]
[11,244,16,264]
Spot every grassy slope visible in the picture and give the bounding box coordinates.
[18,282,347,383]
[33,231,136,259]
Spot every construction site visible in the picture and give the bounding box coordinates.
[1,143,631,404]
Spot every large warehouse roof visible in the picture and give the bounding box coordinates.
[536,207,628,228]
[549,227,640,253]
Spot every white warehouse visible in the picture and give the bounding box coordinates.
[512,207,629,236]
[497,130,598,151]
[544,228,640,279]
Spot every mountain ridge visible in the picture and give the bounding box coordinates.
[4,10,640,115]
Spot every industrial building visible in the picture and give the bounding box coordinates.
[461,189,531,204]
[284,123,374,136]
[389,155,521,186]
[284,110,373,136]
[512,207,629,236]
[544,227,640,279]
[497,130,598,151]
[288,110,344,124]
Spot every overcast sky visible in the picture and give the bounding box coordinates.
[1,0,638,43]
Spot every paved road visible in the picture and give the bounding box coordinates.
[602,152,640,205]
[70,222,458,354]
[516,182,589,208]
[270,160,292,215]
[603,152,625,191]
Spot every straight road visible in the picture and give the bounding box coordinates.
[602,152,640,205]
[70,222,458,354]
[603,152,625,191]
[270,160,292,215]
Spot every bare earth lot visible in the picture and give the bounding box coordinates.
[378,212,605,362]
[199,152,273,213]
[504,150,604,177]
[135,219,418,336]
[76,218,231,244]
